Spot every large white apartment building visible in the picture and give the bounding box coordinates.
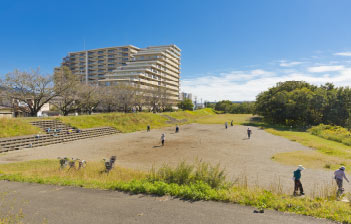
[59,44,181,105]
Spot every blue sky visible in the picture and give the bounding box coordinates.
[1,0,351,101]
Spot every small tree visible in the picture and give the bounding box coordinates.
[178,98,194,111]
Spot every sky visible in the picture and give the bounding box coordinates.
[1,0,351,101]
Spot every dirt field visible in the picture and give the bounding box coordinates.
[0,124,347,195]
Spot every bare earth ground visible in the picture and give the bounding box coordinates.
[0,124,348,195]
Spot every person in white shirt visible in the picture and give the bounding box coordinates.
[334,166,349,196]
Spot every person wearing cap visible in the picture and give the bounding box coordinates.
[293,165,305,196]
[334,166,349,196]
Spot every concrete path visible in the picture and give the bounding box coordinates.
[0,181,334,224]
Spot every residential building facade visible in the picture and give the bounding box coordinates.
[61,45,139,84]
[59,44,181,105]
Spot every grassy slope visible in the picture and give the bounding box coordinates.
[0,118,41,138]
[0,109,253,137]
[0,160,351,223]
[259,127,351,170]
[57,109,252,133]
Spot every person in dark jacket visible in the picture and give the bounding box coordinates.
[293,165,305,196]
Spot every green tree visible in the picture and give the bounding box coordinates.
[178,98,194,111]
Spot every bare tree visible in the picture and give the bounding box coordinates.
[98,86,119,112]
[76,84,101,114]
[0,69,59,117]
[52,66,80,116]
[116,83,135,113]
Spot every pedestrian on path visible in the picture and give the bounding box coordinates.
[231,120,233,126]
[161,133,165,146]
[247,128,252,139]
[147,125,150,132]
[293,165,305,196]
[225,122,228,129]
[175,125,179,133]
[334,166,349,196]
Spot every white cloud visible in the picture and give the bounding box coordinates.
[181,67,351,102]
[334,52,351,56]
[307,65,344,73]
[279,61,303,67]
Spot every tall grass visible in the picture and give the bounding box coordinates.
[148,160,227,188]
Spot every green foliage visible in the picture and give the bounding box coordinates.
[177,98,194,111]
[214,100,255,114]
[255,81,351,127]
[148,160,227,188]
[308,124,351,146]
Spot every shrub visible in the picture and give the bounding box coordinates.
[148,160,227,188]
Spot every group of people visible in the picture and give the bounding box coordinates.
[293,165,349,197]
[147,124,180,146]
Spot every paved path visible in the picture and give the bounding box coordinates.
[0,181,334,224]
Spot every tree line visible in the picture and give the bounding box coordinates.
[255,81,351,128]
[205,100,255,114]
[0,67,174,116]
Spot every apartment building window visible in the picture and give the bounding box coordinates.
[79,58,85,61]
[108,55,114,58]
[108,69,114,72]
[122,53,128,57]
[122,58,128,61]
[122,48,128,52]
[80,53,85,56]
[98,65,104,68]
[108,59,115,62]
[88,52,94,55]
[98,60,104,63]
[98,69,104,72]
[79,62,85,65]
[98,56,104,59]
[79,67,85,70]
[98,50,104,54]
[108,49,115,53]
[108,64,115,67]
[88,61,95,64]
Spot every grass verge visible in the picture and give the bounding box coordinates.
[0,118,41,138]
[244,122,351,170]
[0,160,351,223]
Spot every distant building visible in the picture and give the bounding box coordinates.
[180,92,192,101]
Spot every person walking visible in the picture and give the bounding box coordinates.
[293,165,305,196]
[334,166,349,196]
[247,128,252,139]
[147,125,150,132]
[161,133,165,146]
[231,120,234,126]
[225,122,228,129]
[175,125,179,133]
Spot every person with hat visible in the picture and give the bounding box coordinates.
[293,165,305,196]
[334,166,349,196]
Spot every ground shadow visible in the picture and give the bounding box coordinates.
[152,145,162,148]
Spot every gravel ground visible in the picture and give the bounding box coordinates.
[0,124,348,195]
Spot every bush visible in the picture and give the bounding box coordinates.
[148,160,227,188]
[308,124,351,146]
